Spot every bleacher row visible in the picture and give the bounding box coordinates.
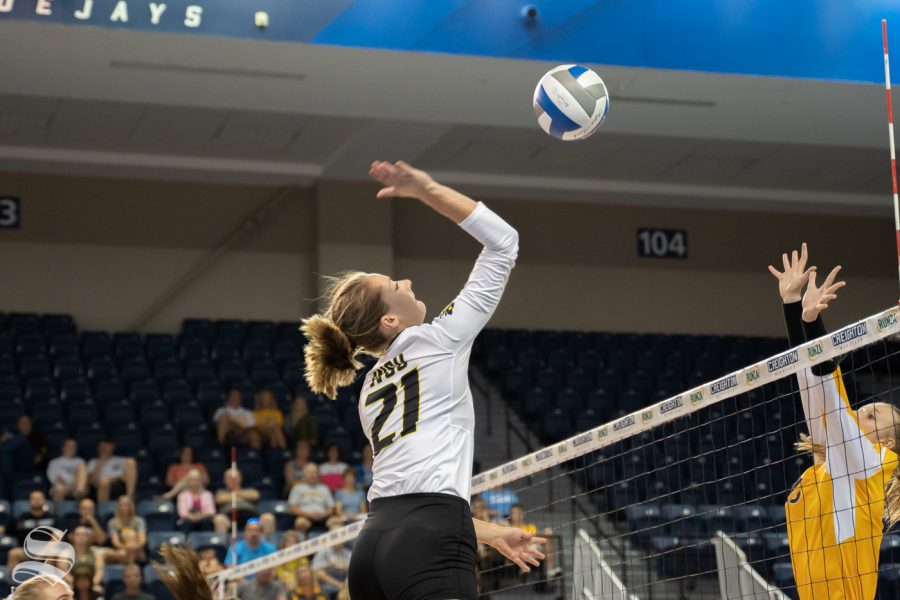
[472,327,900,598]
[0,312,368,501]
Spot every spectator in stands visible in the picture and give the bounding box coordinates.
[87,439,137,502]
[6,544,24,571]
[110,563,154,600]
[48,437,88,503]
[274,530,305,589]
[161,446,209,500]
[214,389,260,450]
[470,496,494,523]
[107,496,146,564]
[289,395,318,445]
[291,562,325,600]
[14,490,57,545]
[254,389,287,450]
[318,444,347,493]
[225,518,276,568]
[0,415,49,480]
[198,547,225,576]
[283,440,313,495]
[76,498,107,546]
[70,526,105,593]
[334,468,366,523]
[482,486,519,520]
[213,468,260,535]
[176,470,216,533]
[236,567,286,600]
[356,443,373,490]
[311,523,351,598]
[70,564,103,600]
[287,464,334,534]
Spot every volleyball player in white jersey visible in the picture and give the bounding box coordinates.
[302,161,545,600]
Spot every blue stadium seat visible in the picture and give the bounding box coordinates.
[104,402,135,429]
[130,380,161,405]
[49,335,78,358]
[182,319,214,343]
[138,500,177,531]
[178,337,208,363]
[625,503,662,542]
[188,531,228,562]
[210,340,240,365]
[546,347,572,370]
[218,360,247,388]
[323,426,354,459]
[534,367,562,390]
[184,361,216,387]
[32,401,64,425]
[554,387,583,413]
[147,425,179,460]
[145,564,176,600]
[81,332,111,359]
[251,363,280,387]
[216,320,245,342]
[59,380,90,403]
[16,336,46,358]
[88,358,118,385]
[148,531,185,555]
[273,340,298,368]
[485,346,513,373]
[661,505,704,538]
[102,564,125,597]
[114,333,143,359]
[763,532,790,563]
[76,424,104,458]
[52,356,82,381]
[120,358,151,383]
[523,388,550,419]
[153,359,183,384]
[181,423,213,453]
[173,402,203,429]
[242,340,271,365]
[607,482,638,512]
[163,379,194,406]
[112,422,142,457]
[67,401,99,430]
[575,348,602,371]
[12,475,47,500]
[771,562,796,598]
[25,379,56,404]
[146,335,176,361]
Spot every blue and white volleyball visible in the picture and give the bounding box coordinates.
[533,64,609,141]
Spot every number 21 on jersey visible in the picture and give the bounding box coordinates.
[365,369,421,455]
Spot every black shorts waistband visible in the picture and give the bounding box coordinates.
[370,492,468,512]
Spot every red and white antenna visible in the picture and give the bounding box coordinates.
[884,20,900,289]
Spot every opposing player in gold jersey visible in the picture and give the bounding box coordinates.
[769,244,900,600]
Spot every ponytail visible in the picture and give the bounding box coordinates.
[154,545,213,600]
[301,272,388,399]
[302,315,362,400]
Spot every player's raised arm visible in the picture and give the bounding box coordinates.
[371,161,519,347]
[769,243,827,447]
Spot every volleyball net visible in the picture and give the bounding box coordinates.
[209,305,900,600]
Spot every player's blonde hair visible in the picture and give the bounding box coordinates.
[7,577,54,600]
[154,545,213,600]
[796,403,900,527]
[302,272,388,399]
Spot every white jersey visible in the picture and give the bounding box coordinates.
[361,202,518,502]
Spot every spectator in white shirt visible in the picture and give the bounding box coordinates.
[47,437,88,503]
[287,463,334,534]
[87,439,137,502]
[213,389,261,450]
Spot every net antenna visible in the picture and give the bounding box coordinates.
[884,19,900,289]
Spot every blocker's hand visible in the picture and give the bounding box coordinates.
[486,525,547,573]
[767,242,816,304]
[369,160,436,200]
[801,265,845,323]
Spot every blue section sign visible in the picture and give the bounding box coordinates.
[0,197,20,229]
[0,1,897,84]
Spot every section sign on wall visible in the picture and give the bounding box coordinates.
[637,228,687,259]
[0,197,20,229]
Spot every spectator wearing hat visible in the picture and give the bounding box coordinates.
[225,518,276,571]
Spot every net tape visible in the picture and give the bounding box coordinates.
[210,305,900,585]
